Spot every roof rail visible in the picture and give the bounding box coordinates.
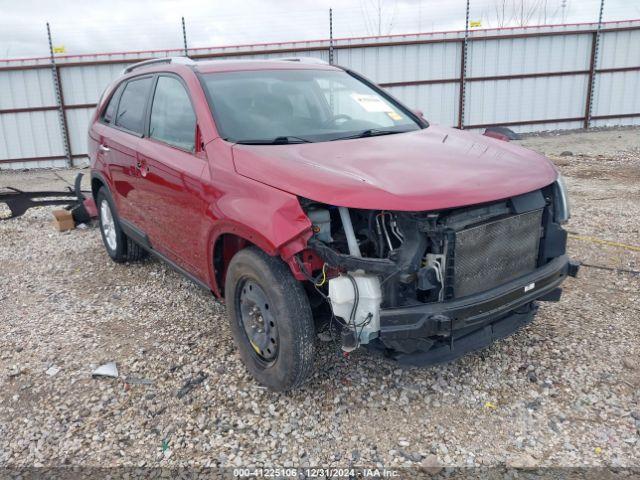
[122,56,195,74]
[275,57,329,65]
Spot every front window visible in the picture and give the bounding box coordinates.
[149,76,197,151]
[199,69,422,144]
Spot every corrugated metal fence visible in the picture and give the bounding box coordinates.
[1,19,639,169]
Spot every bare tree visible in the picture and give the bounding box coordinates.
[513,0,546,26]
[491,0,558,27]
[494,0,512,27]
[359,0,398,36]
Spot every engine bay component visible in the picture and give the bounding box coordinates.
[338,207,361,257]
[299,182,575,359]
[328,272,382,350]
[307,207,333,243]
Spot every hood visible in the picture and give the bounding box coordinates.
[231,124,558,211]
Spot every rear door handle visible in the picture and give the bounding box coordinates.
[136,157,150,177]
[98,144,110,152]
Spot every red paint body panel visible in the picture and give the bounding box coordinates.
[89,61,558,296]
[135,138,210,280]
[232,125,557,211]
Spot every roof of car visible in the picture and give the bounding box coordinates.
[193,58,341,74]
[119,57,341,79]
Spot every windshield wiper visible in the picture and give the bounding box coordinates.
[330,128,408,141]
[234,136,313,145]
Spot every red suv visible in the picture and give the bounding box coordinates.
[89,57,577,391]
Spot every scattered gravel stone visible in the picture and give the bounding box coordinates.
[176,371,207,399]
[125,376,154,385]
[507,453,538,469]
[1,128,639,468]
[421,454,442,474]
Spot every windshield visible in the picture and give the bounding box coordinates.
[200,69,423,144]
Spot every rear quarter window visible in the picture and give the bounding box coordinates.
[101,83,124,125]
[114,76,153,134]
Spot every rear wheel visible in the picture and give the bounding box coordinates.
[96,187,147,263]
[225,247,315,391]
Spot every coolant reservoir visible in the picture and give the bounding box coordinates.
[328,272,382,346]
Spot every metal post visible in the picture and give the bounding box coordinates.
[182,16,189,57]
[46,23,72,168]
[329,8,335,65]
[457,0,470,129]
[584,0,605,129]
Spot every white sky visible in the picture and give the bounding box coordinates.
[0,0,638,59]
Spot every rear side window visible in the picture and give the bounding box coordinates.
[149,76,196,151]
[101,83,124,124]
[115,76,153,134]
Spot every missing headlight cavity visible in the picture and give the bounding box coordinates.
[299,185,561,352]
[300,188,558,298]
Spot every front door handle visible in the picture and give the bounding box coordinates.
[98,144,110,153]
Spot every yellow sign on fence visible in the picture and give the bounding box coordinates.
[52,45,66,54]
[470,21,482,28]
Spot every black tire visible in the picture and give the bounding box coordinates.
[225,247,315,391]
[96,187,148,263]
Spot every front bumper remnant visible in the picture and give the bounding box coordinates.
[389,304,537,366]
[377,255,579,364]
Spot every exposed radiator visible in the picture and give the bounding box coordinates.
[452,209,543,298]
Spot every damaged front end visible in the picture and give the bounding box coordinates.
[297,181,579,366]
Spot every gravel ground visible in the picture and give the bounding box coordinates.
[0,128,639,470]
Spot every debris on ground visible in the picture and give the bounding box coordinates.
[176,371,208,399]
[0,172,96,222]
[92,362,119,378]
[52,209,75,232]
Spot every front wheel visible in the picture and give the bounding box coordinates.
[224,247,315,391]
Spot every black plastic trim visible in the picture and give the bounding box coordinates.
[509,189,546,214]
[380,254,570,340]
[118,219,210,291]
[308,238,397,274]
[119,218,151,250]
[151,250,211,291]
[391,306,537,366]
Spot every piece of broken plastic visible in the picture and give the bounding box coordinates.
[92,362,118,378]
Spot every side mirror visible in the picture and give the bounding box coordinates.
[482,126,521,142]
